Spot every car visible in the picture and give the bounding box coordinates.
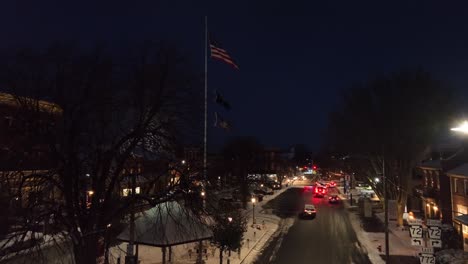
[253,186,274,195]
[301,204,317,218]
[316,181,328,188]
[265,181,281,190]
[314,186,327,197]
[328,195,340,204]
[219,196,243,208]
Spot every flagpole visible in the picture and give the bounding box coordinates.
[203,16,208,181]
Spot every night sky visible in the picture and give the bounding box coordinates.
[2,1,468,151]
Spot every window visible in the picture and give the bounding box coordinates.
[457,204,467,216]
[122,187,140,196]
[465,180,468,196]
[455,178,459,193]
[463,225,468,234]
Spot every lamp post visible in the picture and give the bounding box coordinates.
[382,155,389,262]
[251,197,256,225]
[200,190,206,209]
[451,121,468,134]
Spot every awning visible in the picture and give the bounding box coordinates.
[454,214,468,225]
[117,201,212,247]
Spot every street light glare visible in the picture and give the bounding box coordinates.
[451,121,468,133]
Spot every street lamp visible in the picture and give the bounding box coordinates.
[251,197,256,225]
[374,177,380,183]
[451,121,468,134]
[182,160,186,165]
[228,217,233,223]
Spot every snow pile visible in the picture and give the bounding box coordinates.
[436,249,468,264]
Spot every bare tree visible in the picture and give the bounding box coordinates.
[222,137,264,208]
[0,43,203,264]
[325,69,455,225]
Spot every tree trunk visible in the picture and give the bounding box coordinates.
[73,235,100,264]
[219,247,223,264]
[397,192,408,227]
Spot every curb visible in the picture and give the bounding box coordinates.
[239,228,271,264]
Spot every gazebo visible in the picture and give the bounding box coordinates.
[117,201,213,263]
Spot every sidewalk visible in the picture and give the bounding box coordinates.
[110,184,289,264]
[337,187,419,264]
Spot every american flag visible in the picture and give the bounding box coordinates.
[210,40,239,69]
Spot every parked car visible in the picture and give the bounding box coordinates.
[219,196,242,209]
[265,181,281,190]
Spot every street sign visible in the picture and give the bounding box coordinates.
[428,226,441,239]
[410,225,423,238]
[419,253,435,264]
[429,239,442,248]
[408,218,423,225]
[426,219,441,227]
[421,247,434,254]
[411,237,424,246]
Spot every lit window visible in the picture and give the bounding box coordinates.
[463,225,468,234]
[458,205,467,216]
[122,187,141,196]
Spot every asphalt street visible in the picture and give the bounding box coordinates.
[257,179,371,264]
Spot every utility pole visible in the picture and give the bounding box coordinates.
[125,170,137,264]
[383,153,389,262]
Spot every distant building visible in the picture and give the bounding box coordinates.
[0,92,62,207]
[447,163,468,251]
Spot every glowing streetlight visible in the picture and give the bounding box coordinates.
[200,191,205,197]
[451,121,468,134]
[374,177,380,183]
[182,160,186,165]
[251,197,256,225]
[228,217,233,223]
[88,190,94,196]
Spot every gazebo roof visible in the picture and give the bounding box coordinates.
[117,201,212,247]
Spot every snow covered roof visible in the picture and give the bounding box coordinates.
[117,201,212,247]
[419,160,442,170]
[454,214,468,225]
[447,163,468,178]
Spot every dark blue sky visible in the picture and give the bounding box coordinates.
[2,1,468,150]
